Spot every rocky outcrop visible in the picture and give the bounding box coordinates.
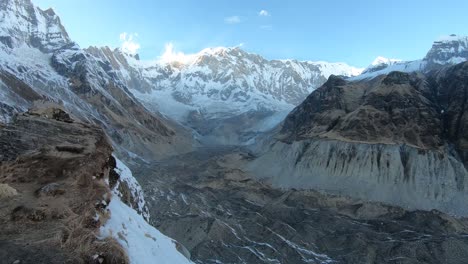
[0,107,192,263]
[249,62,468,216]
[425,35,468,70]
[249,139,468,215]
[0,107,127,263]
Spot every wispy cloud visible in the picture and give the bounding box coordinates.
[224,16,241,24]
[119,32,140,55]
[260,25,273,31]
[259,10,270,17]
[159,42,196,64]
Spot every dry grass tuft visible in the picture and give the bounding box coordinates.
[92,237,129,264]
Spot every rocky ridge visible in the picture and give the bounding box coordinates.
[249,62,468,216]
[0,107,192,263]
[0,106,126,263]
[0,0,195,160]
[357,34,468,80]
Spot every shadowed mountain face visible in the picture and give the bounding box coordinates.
[425,35,468,70]
[249,63,468,216]
[0,0,364,148]
[3,1,468,264]
[280,63,468,161]
[0,0,70,52]
[2,1,468,149]
[0,0,195,159]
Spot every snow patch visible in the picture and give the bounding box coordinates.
[101,157,193,264]
[113,156,150,221]
[371,56,402,66]
[100,197,192,264]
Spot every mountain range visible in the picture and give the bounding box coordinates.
[3,0,468,263]
[2,1,468,148]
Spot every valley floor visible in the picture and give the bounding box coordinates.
[128,147,468,264]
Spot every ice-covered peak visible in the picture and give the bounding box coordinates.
[360,56,405,75]
[43,7,56,16]
[113,47,140,60]
[157,44,245,66]
[371,56,401,66]
[0,0,71,52]
[436,34,468,44]
[425,34,468,68]
[198,46,234,56]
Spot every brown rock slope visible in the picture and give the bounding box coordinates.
[0,107,128,263]
[249,62,468,216]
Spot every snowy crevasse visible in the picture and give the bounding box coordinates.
[100,157,193,264]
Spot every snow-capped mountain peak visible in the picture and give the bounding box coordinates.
[130,45,362,112]
[0,0,71,52]
[436,34,468,44]
[425,34,468,68]
[353,35,468,80]
[371,56,401,66]
[158,44,255,67]
[359,56,406,76]
[101,44,363,144]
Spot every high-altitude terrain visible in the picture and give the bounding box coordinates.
[250,63,468,216]
[2,0,468,263]
[0,106,191,264]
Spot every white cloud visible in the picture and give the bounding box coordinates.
[159,42,196,64]
[224,16,241,24]
[259,10,270,17]
[119,32,140,55]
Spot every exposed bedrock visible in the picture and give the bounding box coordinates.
[248,139,468,216]
[249,63,468,216]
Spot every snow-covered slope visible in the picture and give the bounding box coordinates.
[101,157,192,264]
[354,59,426,80]
[356,34,468,80]
[88,35,468,144]
[130,47,363,118]
[0,0,70,52]
[0,0,195,159]
[84,45,362,144]
[3,0,468,147]
[425,35,468,68]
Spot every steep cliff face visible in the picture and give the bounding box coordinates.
[0,0,70,52]
[0,0,195,159]
[249,63,468,216]
[425,35,468,70]
[0,107,192,263]
[0,107,125,263]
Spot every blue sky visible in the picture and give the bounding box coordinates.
[33,0,468,68]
